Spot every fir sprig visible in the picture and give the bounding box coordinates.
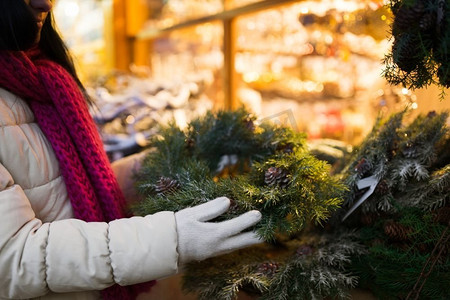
[260,232,365,300]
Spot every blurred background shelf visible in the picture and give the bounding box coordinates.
[53,0,450,160]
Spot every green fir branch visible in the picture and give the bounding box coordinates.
[383,0,450,90]
[261,232,364,300]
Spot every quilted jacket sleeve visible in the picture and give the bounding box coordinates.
[0,162,179,299]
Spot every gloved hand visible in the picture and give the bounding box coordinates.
[174,197,262,264]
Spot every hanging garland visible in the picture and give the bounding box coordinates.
[383,0,450,90]
[132,108,355,299]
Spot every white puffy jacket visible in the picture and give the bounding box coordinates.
[0,88,179,299]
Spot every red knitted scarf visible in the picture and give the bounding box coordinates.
[0,49,154,299]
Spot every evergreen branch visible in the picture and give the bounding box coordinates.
[406,227,450,300]
[405,164,450,210]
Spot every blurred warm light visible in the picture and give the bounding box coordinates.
[324,35,333,44]
[243,72,260,83]
[261,73,274,83]
[125,115,135,124]
[64,1,80,18]
[304,81,317,92]
[247,21,256,30]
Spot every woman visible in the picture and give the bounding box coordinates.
[0,0,262,299]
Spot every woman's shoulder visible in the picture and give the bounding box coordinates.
[0,87,35,127]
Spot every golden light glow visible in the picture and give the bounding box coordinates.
[125,115,136,124]
[243,72,260,83]
[63,1,80,18]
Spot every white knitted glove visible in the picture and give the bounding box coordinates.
[174,197,262,264]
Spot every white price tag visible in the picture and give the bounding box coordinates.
[342,175,380,221]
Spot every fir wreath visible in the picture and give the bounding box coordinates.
[133,108,449,299]
[132,108,354,299]
[383,0,450,91]
[334,110,450,300]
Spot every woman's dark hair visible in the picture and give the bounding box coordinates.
[39,12,87,95]
[0,0,39,51]
[0,0,89,101]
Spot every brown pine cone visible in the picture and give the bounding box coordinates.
[354,158,372,176]
[384,220,413,241]
[296,245,314,256]
[256,262,280,277]
[264,167,290,188]
[228,198,240,214]
[277,143,294,154]
[244,117,255,132]
[154,176,181,195]
[374,180,390,196]
[185,137,195,150]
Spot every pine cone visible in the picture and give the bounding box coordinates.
[256,262,279,277]
[244,117,255,132]
[433,207,450,225]
[154,176,181,195]
[384,220,412,241]
[374,180,390,196]
[264,167,290,188]
[354,158,372,176]
[277,143,294,154]
[296,245,314,256]
[185,137,195,150]
[228,198,240,214]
